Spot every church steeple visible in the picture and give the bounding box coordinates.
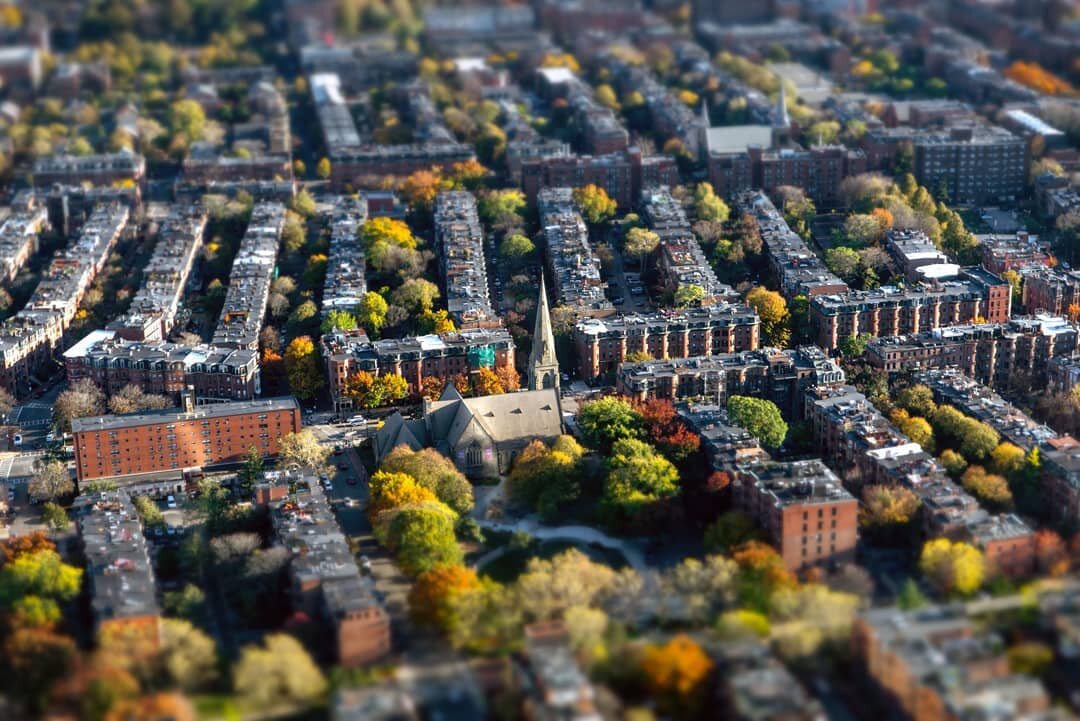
[773,83,790,129]
[528,274,559,391]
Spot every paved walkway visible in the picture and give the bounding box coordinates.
[474,517,647,572]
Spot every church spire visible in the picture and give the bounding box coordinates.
[774,83,790,129]
[528,274,559,391]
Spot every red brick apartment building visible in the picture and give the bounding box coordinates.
[733,460,858,572]
[573,305,761,380]
[72,395,301,481]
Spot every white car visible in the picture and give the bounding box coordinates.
[166,495,177,509]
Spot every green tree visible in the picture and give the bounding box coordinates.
[356,291,389,336]
[577,396,643,451]
[573,184,617,226]
[320,309,357,334]
[40,503,68,532]
[477,189,526,224]
[896,385,936,418]
[602,438,680,524]
[939,449,968,476]
[624,227,660,268]
[919,538,984,597]
[133,495,165,528]
[726,395,787,449]
[238,446,264,495]
[385,502,463,576]
[745,287,790,347]
[674,284,707,308]
[704,511,761,553]
[694,182,730,223]
[168,99,206,144]
[825,246,861,283]
[897,578,928,610]
[899,416,934,452]
[498,233,535,269]
[316,157,331,180]
[506,438,582,519]
[390,278,440,315]
[289,189,317,219]
[838,332,872,358]
[283,336,324,400]
[0,549,82,614]
[158,618,218,692]
[806,120,841,144]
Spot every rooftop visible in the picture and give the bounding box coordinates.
[72,396,299,433]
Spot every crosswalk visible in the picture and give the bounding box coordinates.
[18,419,50,428]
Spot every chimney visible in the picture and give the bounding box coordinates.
[181,385,195,413]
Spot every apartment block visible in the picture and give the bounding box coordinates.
[1041,441,1080,526]
[712,145,867,207]
[0,204,129,398]
[322,196,368,317]
[641,187,734,303]
[677,403,769,471]
[518,621,602,721]
[74,489,161,646]
[537,188,612,316]
[913,126,1027,205]
[616,346,844,418]
[853,605,1060,721]
[110,205,208,342]
[433,192,495,328]
[866,315,1078,391]
[270,472,391,666]
[717,642,827,721]
[212,202,286,350]
[0,203,48,284]
[1048,355,1080,394]
[64,330,260,402]
[33,152,146,190]
[521,150,678,209]
[738,191,848,299]
[978,232,1051,275]
[1021,267,1080,316]
[321,329,516,412]
[181,151,293,185]
[810,268,1012,351]
[574,304,761,380]
[733,459,858,572]
[72,396,301,482]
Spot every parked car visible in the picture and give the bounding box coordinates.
[347,477,358,486]
[166,495,177,509]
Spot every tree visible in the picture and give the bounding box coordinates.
[498,233,535,270]
[2,627,77,714]
[418,376,444,401]
[168,99,206,145]
[132,492,165,526]
[640,634,713,717]
[477,189,526,224]
[379,446,474,515]
[745,287,790,347]
[960,466,1013,510]
[54,378,106,431]
[106,385,171,415]
[369,471,438,515]
[104,693,196,721]
[624,227,660,268]
[287,300,319,332]
[385,502,463,576]
[320,309,357,334]
[472,367,505,396]
[355,291,389,336]
[0,386,13,420]
[233,634,327,710]
[315,157,331,180]
[157,619,217,692]
[731,541,797,612]
[283,336,324,400]
[704,511,761,553]
[899,415,934,452]
[838,331,872,358]
[29,460,74,503]
[516,549,619,622]
[843,213,884,247]
[276,430,331,472]
[41,503,69,532]
[726,395,787,449]
[573,184,617,226]
[408,565,481,634]
[694,182,730,223]
[577,396,643,451]
[361,218,418,271]
[602,438,680,527]
[495,365,520,393]
[860,485,920,529]
[989,442,1026,478]
[806,120,840,144]
[919,538,984,596]
[0,549,82,619]
[289,189,317,219]
[237,446,264,494]
[345,371,409,409]
[896,384,936,418]
[506,439,582,519]
[825,246,861,283]
[939,449,968,476]
[0,532,55,564]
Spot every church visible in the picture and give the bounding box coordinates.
[373,280,564,478]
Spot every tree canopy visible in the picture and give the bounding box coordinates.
[726,395,787,449]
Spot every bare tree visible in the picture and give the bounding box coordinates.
[54,378,106,431]
[29,459,74,502]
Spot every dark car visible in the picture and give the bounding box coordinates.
[338,462,348,471]
[347,477,358,486]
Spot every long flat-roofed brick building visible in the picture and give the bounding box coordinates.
[573,305,760,380]
[72,394,301,482]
